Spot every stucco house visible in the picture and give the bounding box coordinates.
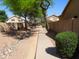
[59,0,79,20]
[48,0,79,35]
[47,15,59,22]
[6,15,25,30]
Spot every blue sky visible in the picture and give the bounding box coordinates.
[0,0,69,17]
[47,0,69,16]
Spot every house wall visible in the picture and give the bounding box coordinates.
[60,0,79,20]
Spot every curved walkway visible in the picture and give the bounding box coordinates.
[35,26,60,59]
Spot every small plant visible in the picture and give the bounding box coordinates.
[55,32,78,58]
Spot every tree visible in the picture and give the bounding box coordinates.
[3,0,43,29]
[0,10,7,22]
[40,0,53,30]
[3,0,53,30]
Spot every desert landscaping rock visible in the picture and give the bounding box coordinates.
[0,40,20,59]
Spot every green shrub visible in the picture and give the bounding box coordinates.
[55,32,78,58]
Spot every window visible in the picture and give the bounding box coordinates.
[11,19,15,21]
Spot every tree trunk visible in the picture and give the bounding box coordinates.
[24,15,27,30]
[42,9,48,30]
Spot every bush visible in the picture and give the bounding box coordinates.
[55,32,78,58]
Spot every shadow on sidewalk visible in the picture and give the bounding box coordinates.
[46,30,57,39]
[46,47,60,58]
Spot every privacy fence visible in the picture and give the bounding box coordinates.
[48,18,79,35]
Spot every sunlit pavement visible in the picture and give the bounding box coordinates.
[0,27,38,59]
[35,26,60,59]
[0,26,60,59]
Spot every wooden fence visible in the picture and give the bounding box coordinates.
[48,18,79,35]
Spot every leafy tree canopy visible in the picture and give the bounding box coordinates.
[3,0,53,18]
[0,10,7,22]
[3,0,53,29]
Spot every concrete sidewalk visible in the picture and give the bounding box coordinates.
[36,26,60,59]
